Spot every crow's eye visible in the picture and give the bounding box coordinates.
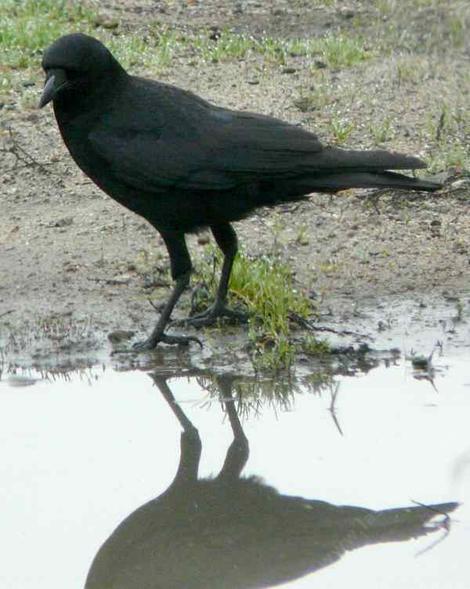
[66,69,84,81]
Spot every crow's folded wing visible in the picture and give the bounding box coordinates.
[89,106,324,193]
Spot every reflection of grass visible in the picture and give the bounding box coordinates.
[301,335,331,356]
[197,371,336,416]
[196,246,322,371]
[0,314,98,367]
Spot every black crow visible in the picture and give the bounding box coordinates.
[40,33,440,349]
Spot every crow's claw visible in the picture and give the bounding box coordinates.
[133,333,203,349]
[111,332,202,353]
[174,305,249,328]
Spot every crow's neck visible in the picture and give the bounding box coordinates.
[54,64,128,124]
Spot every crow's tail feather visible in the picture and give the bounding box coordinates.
[301,170,441,193]
[316,147,428,172]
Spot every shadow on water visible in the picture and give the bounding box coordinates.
[85,372,457,589]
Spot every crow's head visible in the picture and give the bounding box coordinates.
[39,33,125,108]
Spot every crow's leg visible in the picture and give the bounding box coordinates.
[181,223,249,327]
[216,376,249,482]
[151,374,202,485]
[133,231,201,349]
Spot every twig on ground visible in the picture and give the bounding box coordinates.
[1,128,58,176]
[328,382,344,436]
[289,311,371,339]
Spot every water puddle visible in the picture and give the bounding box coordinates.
[0,354,469,588]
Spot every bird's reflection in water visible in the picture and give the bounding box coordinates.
[86,374,457,589]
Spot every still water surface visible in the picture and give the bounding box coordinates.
[0,355,469,588]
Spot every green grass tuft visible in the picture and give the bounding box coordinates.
[369,117,394,145]
[329,117,355,144]
[106,29,179,71]
[425,103,470,172]
[195,247,318,371]
[316,35,370,69]
[193,30,256,63]
[301,335,331,356]
[294,83,333,112]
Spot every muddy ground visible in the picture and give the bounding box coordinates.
[1,0,469,374]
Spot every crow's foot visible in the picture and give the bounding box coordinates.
[132,332,203,350]
[176,304,249,328]
[111,332,202,353]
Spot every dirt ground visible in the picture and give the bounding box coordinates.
[1,0,469,373]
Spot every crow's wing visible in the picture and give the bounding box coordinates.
[208,109,324,177]
[89,81,324,193]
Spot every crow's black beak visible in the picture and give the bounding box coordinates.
[39,69,68,108]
